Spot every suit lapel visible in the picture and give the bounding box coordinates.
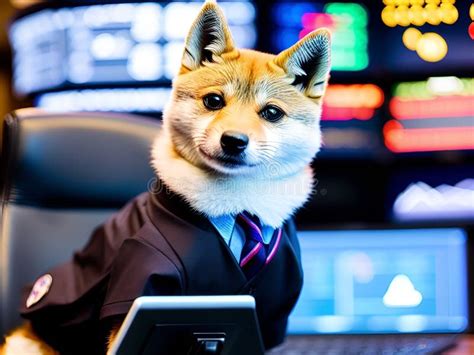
[147,189,247,293]
[146,186,295,294]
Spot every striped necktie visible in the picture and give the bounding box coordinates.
[236,212,282,279]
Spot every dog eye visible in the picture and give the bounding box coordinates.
[260,105,284,122]
[203,93,225,110]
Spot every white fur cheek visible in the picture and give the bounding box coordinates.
[263,124,283,148]
[287,120,321,156]
[257,120,320,177]
[245,125,281,165]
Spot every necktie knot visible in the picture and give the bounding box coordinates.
[236,212,263,243]
[236,212,282,279]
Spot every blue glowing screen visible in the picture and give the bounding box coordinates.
[289,228,468,334]
[9,1,256,95]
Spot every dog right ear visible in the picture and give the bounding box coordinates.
[180,0,237,73]
[273,29,331,100]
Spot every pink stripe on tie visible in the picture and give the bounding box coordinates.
[238,213,263,241]
[265,228,282,265]
[240,242,263,267]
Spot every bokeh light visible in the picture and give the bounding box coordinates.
[275,2,369,71]
[385,77,474,153]
[402,27,422,50]
[323,84,384,121]
[381,0,459,27]
[416,32,448,62]
[470,4,474,40]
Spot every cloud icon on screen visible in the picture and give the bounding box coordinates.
[383,274,423,308]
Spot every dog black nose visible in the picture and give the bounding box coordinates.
[220,131,249,155]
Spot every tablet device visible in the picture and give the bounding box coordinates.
[108,295,264,355]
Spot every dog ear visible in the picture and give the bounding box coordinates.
[180,0,236,73]
[273,29,331,99]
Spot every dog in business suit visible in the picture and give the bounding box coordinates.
[1,1,331,353]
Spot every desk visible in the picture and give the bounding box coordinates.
[272,335,474,354]
[446,335,474,354]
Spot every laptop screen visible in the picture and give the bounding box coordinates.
[288,228,468,334]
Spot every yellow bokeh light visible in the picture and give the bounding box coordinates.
[440,3,459,24]
[425,3,441,25]
[470,4,474,21]
[416,32,448,62]
[396,0,410,5]
[395,5,411,26]
[402,27,422,50]
[382,6,398,27]
[409,5,426,26]
[382,1,460,27]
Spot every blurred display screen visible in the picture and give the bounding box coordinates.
[271,2,369,71]
[9,1,256,95]
[320,83,384,156]
[393,179,474,222]
[383,77,474,153]
[289,228,468,334]
[36,88,172,112]
[388,166,474,223]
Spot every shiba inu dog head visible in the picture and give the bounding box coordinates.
[152,0,331,227]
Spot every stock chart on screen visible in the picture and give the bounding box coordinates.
[289,228,468,334]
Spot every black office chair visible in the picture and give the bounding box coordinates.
[0,109,160,335]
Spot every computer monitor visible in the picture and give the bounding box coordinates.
[109,295,264,355]
[289,228,469,334]
[9,1,257,96]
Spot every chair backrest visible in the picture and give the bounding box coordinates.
[0,109,160,334]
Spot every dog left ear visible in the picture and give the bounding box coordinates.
[180,0,236,73]
[273,29,331,99]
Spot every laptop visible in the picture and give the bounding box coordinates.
[270,228,469,354]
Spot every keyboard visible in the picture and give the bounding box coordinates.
[267,334,459,355]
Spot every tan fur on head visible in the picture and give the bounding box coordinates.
[152,1,331,226]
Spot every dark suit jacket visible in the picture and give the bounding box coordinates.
[20,188,303,354]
